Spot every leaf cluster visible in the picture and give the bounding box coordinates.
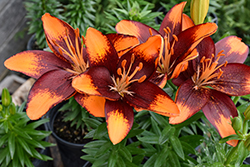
[0,89,54,167]
[24,0,65,49]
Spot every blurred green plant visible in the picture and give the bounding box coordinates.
[100,0,162,33]
[0,88,54,167]
[24,0,64,49]
[62,0,96,35]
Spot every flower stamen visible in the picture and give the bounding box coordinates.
[192,50,228,89]
[109,56,146,97]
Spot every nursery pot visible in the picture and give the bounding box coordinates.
[46,102,88,167]
[32,120,53,167]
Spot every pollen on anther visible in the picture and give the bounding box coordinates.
[138,62,143,71]
[217,69,223,79]
[200,56,205,63]
[58,48,63,55]
[166,27,171,33]
[117,68,122,75]
[131,54,135,63]
[138,75,146,83]
[121,59,127,68]
[149,28,153,36]
[224,61,228,67]
[173,34,178,42]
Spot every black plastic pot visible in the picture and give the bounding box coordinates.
[82,161,92,167]
[32,121,53,167]
[45,102,88,167]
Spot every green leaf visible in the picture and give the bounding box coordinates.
[8,132,15,159]
[94,122,108,139]
[137,136,159,144]
[159,126,175,145]
[118,145,132,162]
[179,135,204,149]
[95,140,112,157]
[12,127,31,139]
[25,118,49,129]
[149,111,169,128]
[219,134,242,143]
[0,147,8,164]
[84,139,107,148]
[170,136,185,160]
[154,146,169,167]
[143,153,158,167]
[0,133,9,147]
[17,137,33,156]
[16,144,25,167]
[150,117,161,136]
[83,117,102,129]
[108,149,118,167]
[168,151,181,167]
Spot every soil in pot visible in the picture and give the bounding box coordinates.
[53,110,92,144]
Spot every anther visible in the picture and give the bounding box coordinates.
[138,75,146,83]
[218,50,224,56]
[172,34,178,42]
[58,48,63,55]
[224,61,228,67]
[166,27,171,33]
[171,48,174,55]
[163,28,168,35]
[117,68,122,75]
[138,62,143,71]
[131,54,135,63]
[217,69,223,79]
[149,28,153,36]
[211,54,215,58]
[200,56,205,63]
[167,42,171,50]
[121,59,127,68]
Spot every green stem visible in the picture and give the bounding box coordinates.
[233,96,240,104]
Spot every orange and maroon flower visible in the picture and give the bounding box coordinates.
[72,35,180,144]
[4,13,139,120]
[115,2,218,88]
[169,36,250,147]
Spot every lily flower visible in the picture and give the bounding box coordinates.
[72,34,180,145]
[169,36,250,147]
[4,13,139,120]
[115,1,218,88]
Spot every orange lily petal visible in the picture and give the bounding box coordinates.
[86,27,119,73]
[125,81,179,117]
[72,66,120,100]
[182,14,194,31]
[26,70,75,120]
[74,93,105,117]
[115,20,159,43]
[169,79,210,124]
[202,90,238,147]
[105,100,134,145]
[106,33,139,57]
[119,35,163,80]
[159,1,187,39]
[42,13,81,64]
[172,23,218,65]
[215,36,249,64]
[212,64,250,96]
[4,50,71,79]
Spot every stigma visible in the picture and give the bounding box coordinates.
[109,54,146,97]
[192,50,228,90]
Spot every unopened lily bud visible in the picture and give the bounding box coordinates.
[190,0,209,25]
[9,103,16,115]
[244,105,250,120]
[1,88,11,107]
[231,117,242,132]
[0,105,2,112]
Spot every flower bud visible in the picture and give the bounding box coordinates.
[0,104,2,112]
[9,103,16,115]
[190,0,209,25]
[231,117,242,132]
[1,88,11,107]
[244,105,250,120]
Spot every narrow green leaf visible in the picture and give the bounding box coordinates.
[25,118,49,129]
[137,136,159,144]
[149,111,169,128]
[95,140,112,157]
[17,137,33,156]
[168,151,181,167]
[154,146,169,167]
[13,127,31,139]
[170,136,185,160]
[84,139,107,148]
[0,133,9,147]
[8,132,15,159]
[118,145,132,162]
[94,122,108,139]
[0,147,8,164]
[16,144,25,167]
[159,126,175,145]
[143,153,158,167]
